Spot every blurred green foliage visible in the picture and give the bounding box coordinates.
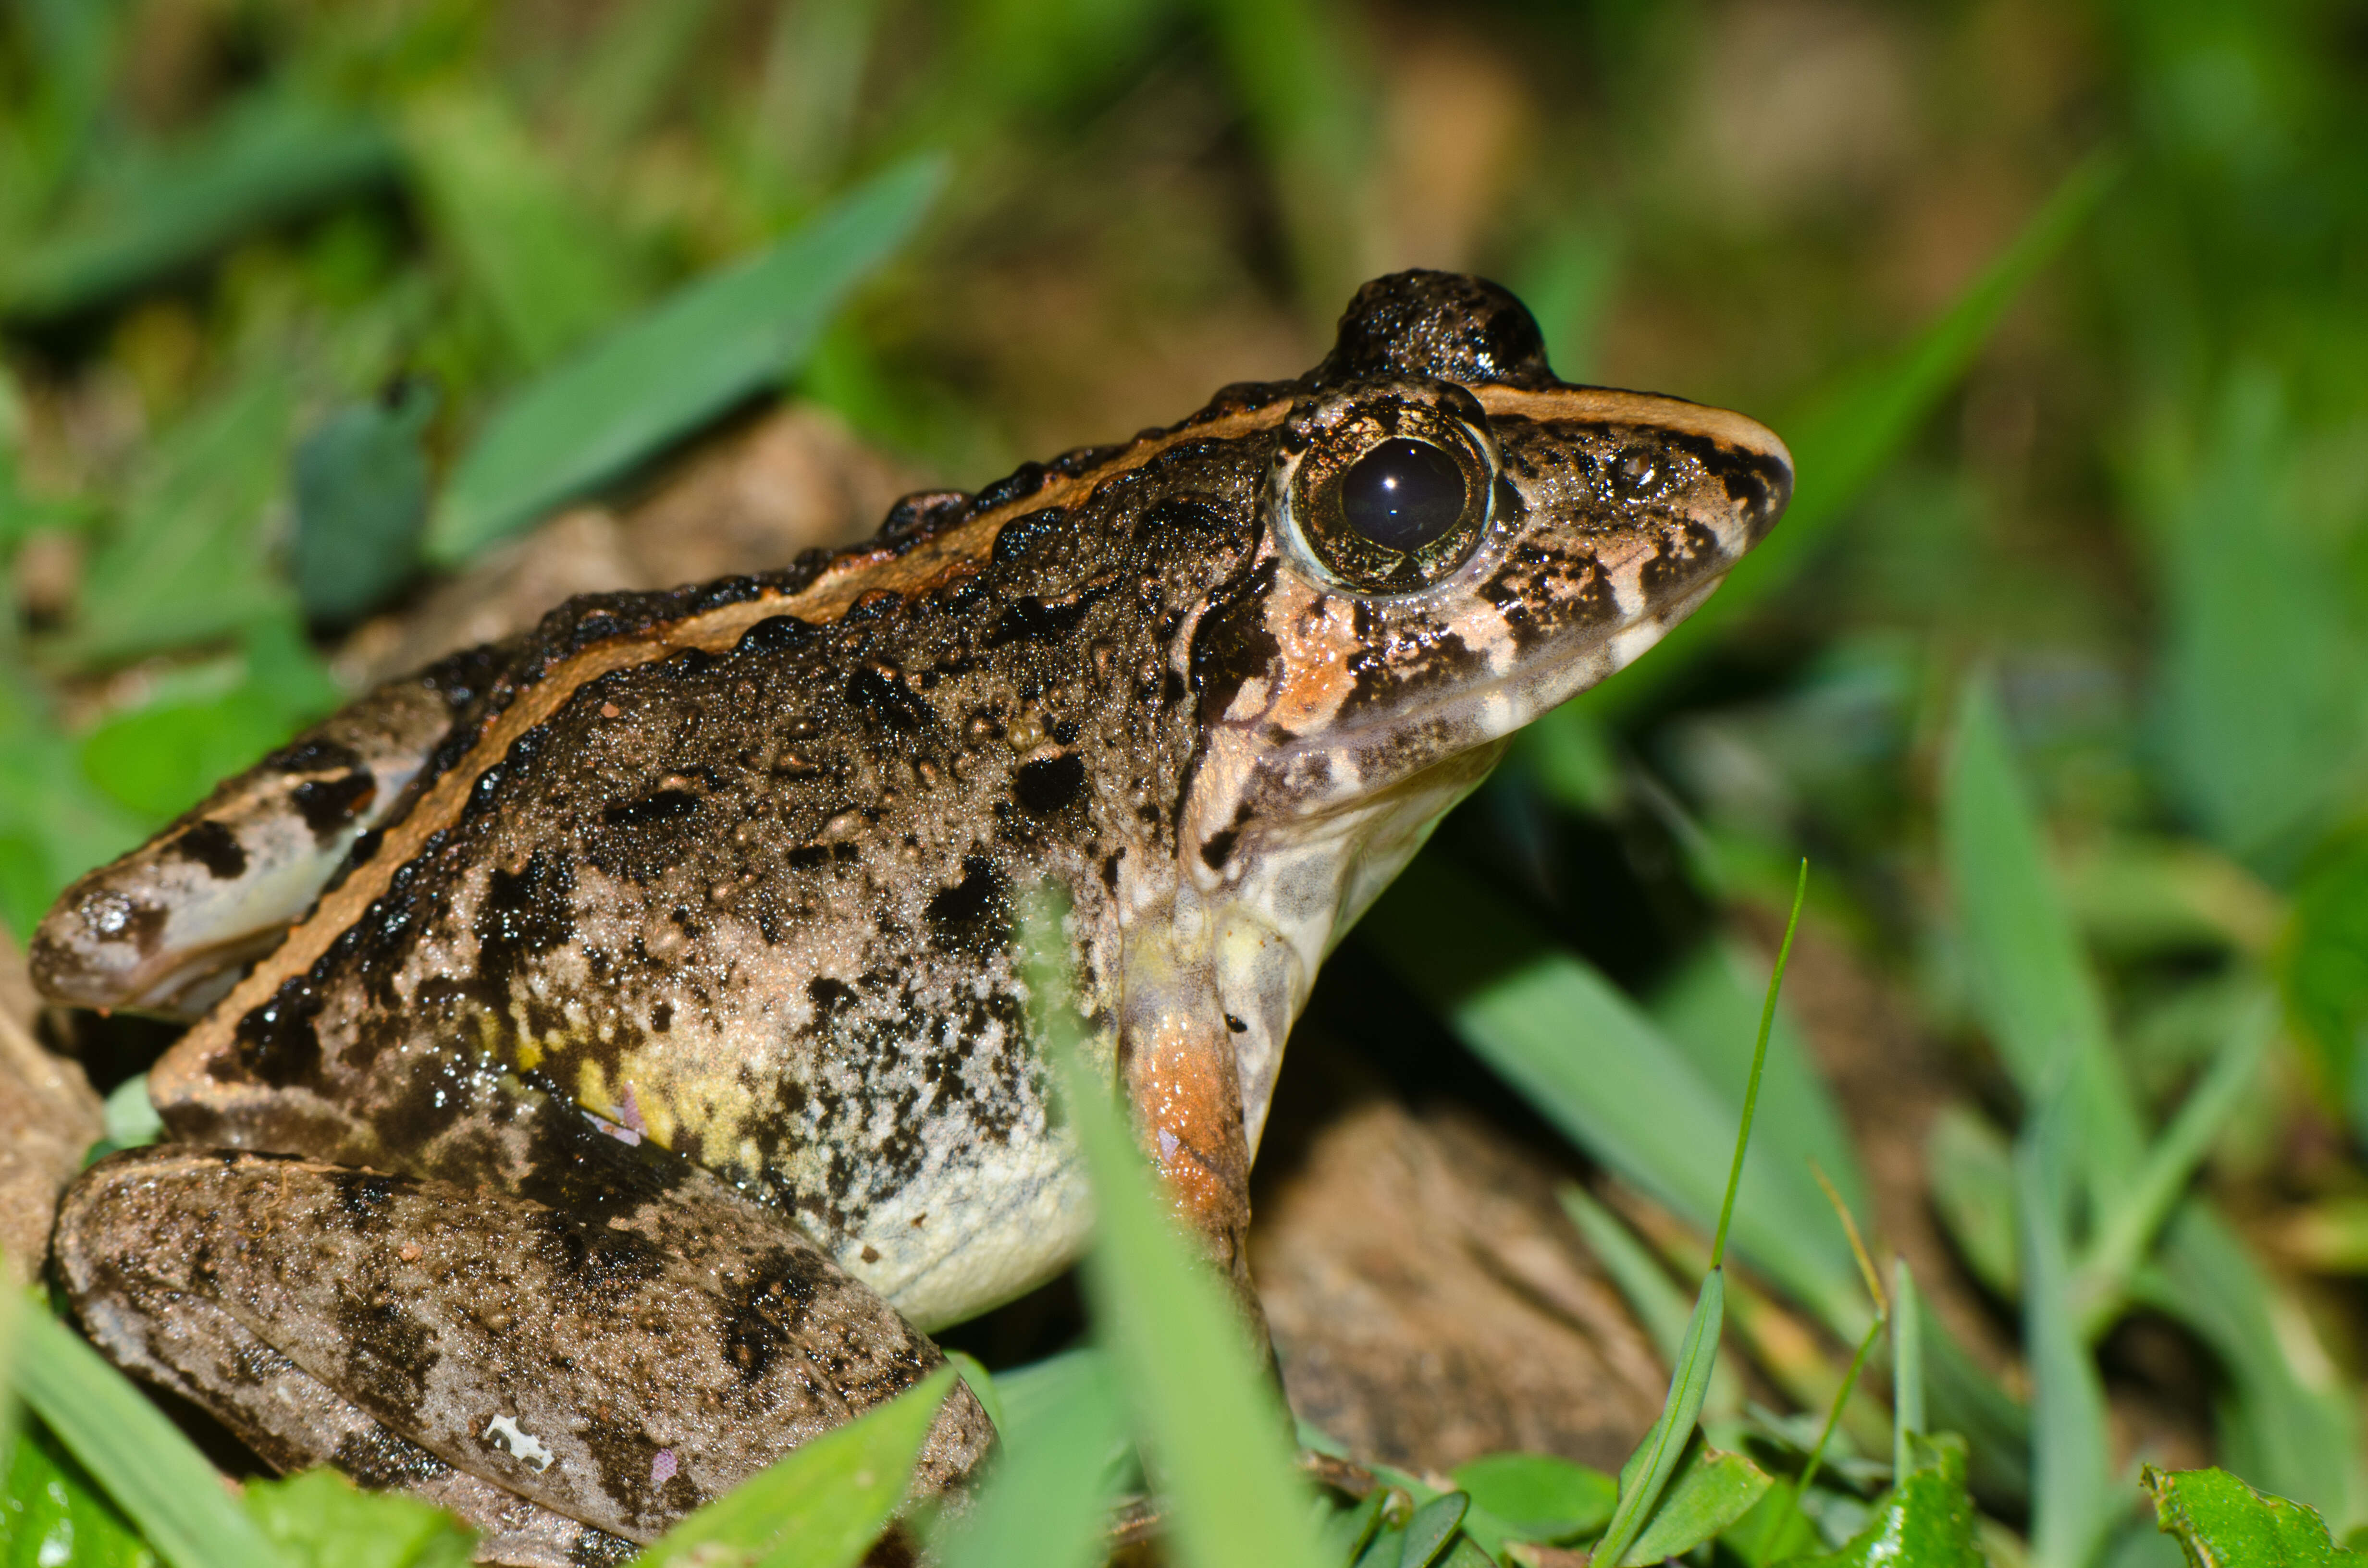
[0,0,2365,1565]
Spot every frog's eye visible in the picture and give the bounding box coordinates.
[1340,439,1468,551]
[1286,407,1495,593]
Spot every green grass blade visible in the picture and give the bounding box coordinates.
[0,1416,158,1568]
[1362,858,1862,1332]
[1018,892,1324,1568]
[1591,1277,1728,1568]
[2135,367,2368,867]
[427,154,946,564]
[2142,1206,2362,1525]
[1588,153,2114,718]
[1942,675,2144,1209]
[1713,860,1806,1268]
[2017,1118,2114,1568]
[1892,1258,1924,1480]
[400,90,642,370]
[2072,998,2271,1335]
[0,91,397,320]
[1557,1183,1744,1426]
[935,1350,1127,1568]
[1649,941,1871,1231]
[11,1305,294,1568]
[636,1365,955,1568]
[1754,1309,1886,1566]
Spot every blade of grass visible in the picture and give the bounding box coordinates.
[1753,1309,1887,1565]
[933,1348,1127,1568]
[1017,889,1324,1568]
[401,90,641,370]
[1943,675,2144,1212]
[2141,1206,2363,1525]
[11,1304,293,1568]
[1893,1258,1924,1481]
[2072,998,2271,1335]
[2018,1103,2115,1568]
[1587,152,2115,719]
[0,91,397,320]
[636,1365,956,1568]
[1558,1184,1744,1425]
[1361,857,1862,1332]
[428,153,946,564]
[1590,865,1804,1567]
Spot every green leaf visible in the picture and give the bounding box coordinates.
[2142,1465,2368,1567]
[1448,1453,1615,1545]
[1395,1491,1467,1568]
[1588,153,2113,718]
[0,92,398,320]
[11,1304,294,1568]
[0,1417,159,1568]
[1780,1433,1981,1568]
[1942,676,2144,1209]
[427,154,946,564]
[1018,891,1326,1568]
[242,1469,474,1568]
[1620,1440,1771,1565]
[291,381,438,626]
[636,1365,955,1568]
[399,91,642,370]
[1360,858,1863,1332]
[935,1349,1125,1568]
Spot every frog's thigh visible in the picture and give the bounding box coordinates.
[54,1149,992,1547]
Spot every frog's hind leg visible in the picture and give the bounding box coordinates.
[52,1148,993,1556]
[30,642,506,1019]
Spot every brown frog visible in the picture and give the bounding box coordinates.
[33,271,1790,1565]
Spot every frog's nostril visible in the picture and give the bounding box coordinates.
[1340,439,1468,552]
[1611,448,1662,501]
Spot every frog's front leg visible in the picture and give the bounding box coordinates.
[53,1147,993,1556]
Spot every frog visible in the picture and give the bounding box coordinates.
[32,270,1790,1567]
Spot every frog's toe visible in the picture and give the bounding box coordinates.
[53,1147,992,1548]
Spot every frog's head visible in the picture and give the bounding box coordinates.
[1183,268,1790,941]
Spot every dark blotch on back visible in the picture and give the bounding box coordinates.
[848,665,933,732]
[234,975,324,1086]
[174,820,247,880]
[604,789,700,827]
[1013,753,1086,817]
[336,1291,439,1413]
[292,771,376,842]
[925,858,1010,960]
[477,852,576,990]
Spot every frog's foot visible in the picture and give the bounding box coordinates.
[53,1148,993,1561]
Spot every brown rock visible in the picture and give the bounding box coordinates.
[0,933,104,1283]
[1254,1096,1666,1476]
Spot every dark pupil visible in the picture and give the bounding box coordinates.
[1339,439,1468,552]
